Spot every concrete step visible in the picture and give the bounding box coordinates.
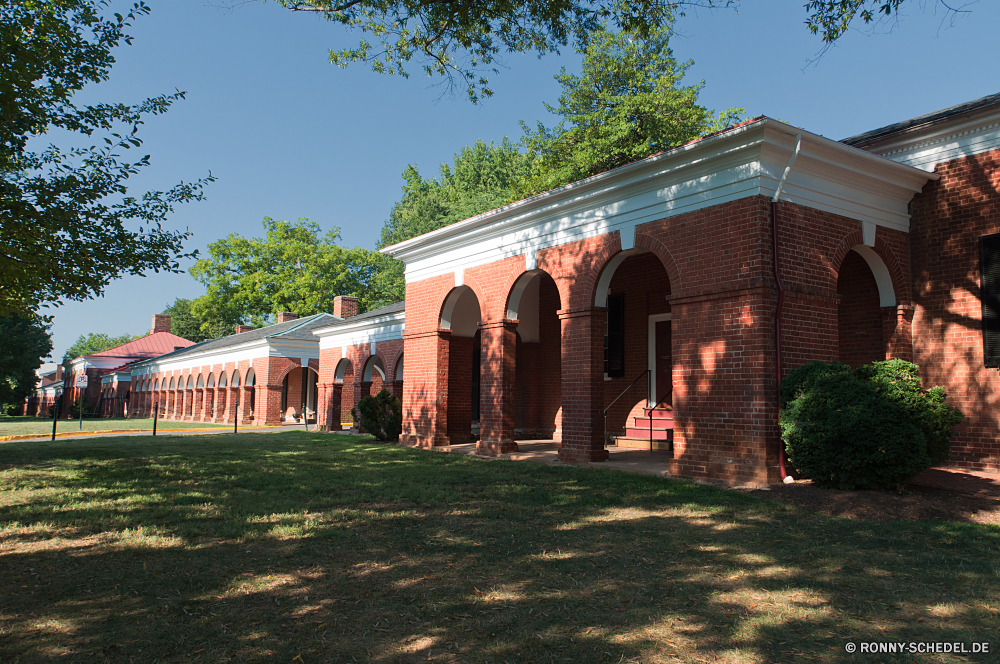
[625,426,673,440]
[614,436,673,451]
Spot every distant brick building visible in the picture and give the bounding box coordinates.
[22,363,64,417]
[61,315,195,417]
[299,93,1000,485]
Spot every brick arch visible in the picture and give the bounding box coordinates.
[391,352,405,382]
[272,360,310,386]
[504,267,563,321]
[634,231,682,296]
[358,352,389,381]
[439,283,484,335]
[333,357,354,383]
[537,232,621,310]
[830,228,908,306]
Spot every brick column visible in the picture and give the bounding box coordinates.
[186,389,195,420]
[401,329,451,446]
[193,388,204,421]
[238,386,254,425]
[212,387,225,423]
[447,336,475,443]
[260,384,283,425]
[226,387,240,424]
[203,388,215,421]
[882,304,914,362]
[317,383,342,431]
[558,307,609,463]
[478,320,519,455]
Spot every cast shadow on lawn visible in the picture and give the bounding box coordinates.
[1,433,998,663]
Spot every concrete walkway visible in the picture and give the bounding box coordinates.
[411,439,678,480]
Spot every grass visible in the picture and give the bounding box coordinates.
[0,416,230,437]
[0,432,997,663]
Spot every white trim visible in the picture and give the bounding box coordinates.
[313,310,406,350]
[382,119,931,286]
[862,221,877,247]
[851,245,896,307]
[595,249,638,308]
[856,109,1000,172]
[648,313,672,404]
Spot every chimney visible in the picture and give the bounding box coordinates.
[333,296,359,319]
[152,314,172,334]
[234,325,254,334]
[277,311,299,323]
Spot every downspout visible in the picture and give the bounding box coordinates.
[772,133,801,482]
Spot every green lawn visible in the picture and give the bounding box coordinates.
[0,416,229,437]
[0,433,997,663]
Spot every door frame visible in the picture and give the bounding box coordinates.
[647,313,672,406]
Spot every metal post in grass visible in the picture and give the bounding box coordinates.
[51,394,60,441]
[234,410,238,435]
[152,403,158,437]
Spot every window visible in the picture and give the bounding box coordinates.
[605,293,626,377]
[981,233,1000,368]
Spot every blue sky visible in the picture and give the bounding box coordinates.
[47,0,996,360]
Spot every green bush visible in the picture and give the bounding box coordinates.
[779,360,851,409]
[355,389,403,442]
[781,372,930,490]
[68,398,92,419]
[853,359,964,465]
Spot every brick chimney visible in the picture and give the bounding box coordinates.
[333,296,359,319]
[234,325,254,334]
[152,314,172,334]
[277,311,299,323]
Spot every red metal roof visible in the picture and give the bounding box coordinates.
[86,331,195,361]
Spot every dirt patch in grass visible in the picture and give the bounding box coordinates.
[742,473,1000,525]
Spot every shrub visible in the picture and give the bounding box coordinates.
[779,360,851,409]
[853,359,964,466]
[355,389,403,441]
[781,371,930,490]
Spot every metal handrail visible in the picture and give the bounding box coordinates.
[603,369,650,448]
[648,391,673,456]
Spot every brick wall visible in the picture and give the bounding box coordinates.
[909,148,1000,471]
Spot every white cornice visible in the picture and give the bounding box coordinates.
[855,111,1000,172]
[381,118,931,284]
[314,312,406,350]
[130,337,320,376]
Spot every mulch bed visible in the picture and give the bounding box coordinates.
[742,467,1000,524]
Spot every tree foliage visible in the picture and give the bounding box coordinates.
[0,314,53,410]
[62,331,143,367]
[518,21,744,196]
[190,218,385,328]
[160,298,230,343]
[0,0,214,316]
[273,0,956,101]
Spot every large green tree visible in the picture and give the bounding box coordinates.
[0,314,53,411]
[518,21,744,196]
[273,0,959,101]
[189,218,384,328]
[160,298,230,343]
[374,139,533,301]
[62,331,143,367]
[0,0,214,316]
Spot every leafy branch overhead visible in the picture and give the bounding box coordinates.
[273,0,964,101]
[0,0,214,316]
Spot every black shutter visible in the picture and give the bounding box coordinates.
[981,233,1000,368]
[607,293,626,377]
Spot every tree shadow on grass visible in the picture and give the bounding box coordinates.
[1,432,998,663]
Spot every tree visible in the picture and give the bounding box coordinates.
[0,0,214,317]
[374,139,533,300]
[518,21,744,196]
[189,217,384,328]
[0,314,53,411]
[62,331,142,368]
[272,0,959,101]
[160,298,230,343]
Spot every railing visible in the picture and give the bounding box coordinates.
[603,369,650,448]
[648,390,673,456]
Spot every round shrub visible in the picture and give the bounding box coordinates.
[853,359,964,466]
[779,360,851,409]
[354,389,403,441]
[780,372,930,490]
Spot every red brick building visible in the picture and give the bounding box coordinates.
[62,315,194,417]
[329,94,1000,484]
[22,363,64,417]
[128,299,361,426]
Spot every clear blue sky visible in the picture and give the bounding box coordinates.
[48,0,997,360]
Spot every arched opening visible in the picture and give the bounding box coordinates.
[281,365,319,423]
[168,377,175,390]
[246,367,256,418]
[837,248,890,368]
[216,371,227,423]
[598,251,673,449]
[206,373,215,388]
[440,285,482,443]
[391,353,404,400]
[333,359,354,427]
[362,354,386,395]
[196,374,204,388]
[506,270,563,440]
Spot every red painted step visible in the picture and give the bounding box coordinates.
[624,426,672,440]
